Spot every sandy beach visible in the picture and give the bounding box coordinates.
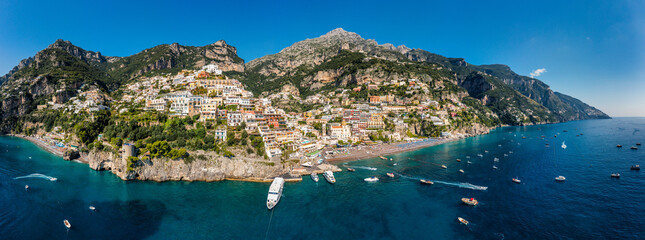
[324,137,458,163]
[11,134,88,163]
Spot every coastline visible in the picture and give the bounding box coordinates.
[324,137,461,163]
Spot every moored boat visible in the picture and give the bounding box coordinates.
[610,173,620,178]
[310,172,319,182]
[323,171,336,184]
[461,197,478,206]
[379,156,387,160]
[617,144,622,148]
[631,146,638,150]
[386,173,395,178]
[267,177,285,210]
[25,185,29,191]
[456,159,461,162]
[458,169,464,173]
[346,167,355,172]
[458,217,469,225]
[364,176,379,182]
[631,165,640,171]
[89,206,96,211]
[420,179,434,185]
[512,178,521,183]
[441,165,447,169]
[301,162,313,167]
[64,219,71,229]
[555,176,566,181]
[637,143,642,146]
[492,166,498,169]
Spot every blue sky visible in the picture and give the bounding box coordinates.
[1,0,643,116]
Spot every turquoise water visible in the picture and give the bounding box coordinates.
[1,118,644,239]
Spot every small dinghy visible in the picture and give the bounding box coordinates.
[346,167,355,172]
[310,172,319,182]
[631,165,640,171]
[364,176,379,182]
[555,176,566,182]
[512,178,521,183]
[610,173,620,178]
[461,197,479,206]
[386,173,395,178]
[64,219,71,229]
[458,217,469,225]
[420,179,434,185]
[441,165,447,169]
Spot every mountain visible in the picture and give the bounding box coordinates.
[0,39,245,132]
[240,28,607,124]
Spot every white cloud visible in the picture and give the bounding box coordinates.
[530,68,547,78]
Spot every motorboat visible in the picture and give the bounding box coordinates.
[459,169,464,173]
[522,136,527,139]
[631,165,640,171]
[441,165,447,169]
[456,159,461,162]
[89,206,96,211]
[493,158,499,162]
[610,173,620,178]
[555,176,566,182]
[458,217,469,225]
[323,171,336,184]
[25,185,29,191]
[512,178,521,183]
[310,172,319,182]
[50,177,57,182]
[266,177,285,210]
[616,144,622,148]
[561,141,567,149]
[477,154,483,158]
[64,219,71,229]
[364,176,379,182]
[637,143,642,146]
[386,173,395,178]
[379,156,387,160]
[461,198,478,206]
[301,162,313,167]
[420,179,434,185]
[631,146,638,150]
[467,161,472,164]
[492,166,498,169]
[346,167,355,172]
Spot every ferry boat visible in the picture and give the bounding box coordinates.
[310,172,319,182]
[346,167,355,172]
[441,165,447,169]
[631,165,640,171]
[512,178,521,183]
[458,217,469,225]
[64,219,71,229]
[364,176,379,182]
[420,179,434,185]
[555,176,566,182]
[323,171,336,184]
[386,173,395,178]
[461,198,478,206]
[266,177,285,210]
[610,173,620,178]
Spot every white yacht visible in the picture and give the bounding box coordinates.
[364,176,379,182]
[266,177,285,210]
[555,176,566,182]
[310,172,319,182]
[323,171,336,184]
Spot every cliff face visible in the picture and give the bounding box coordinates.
[87,150,292,182]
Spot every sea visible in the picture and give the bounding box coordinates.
[1,118,644,240]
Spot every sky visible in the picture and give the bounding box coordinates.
[0,0,643,117]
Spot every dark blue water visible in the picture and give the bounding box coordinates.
[1,118,644,239]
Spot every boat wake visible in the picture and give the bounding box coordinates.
[14,173,58,181]
[343,165,377,171]
[396,174,488,190]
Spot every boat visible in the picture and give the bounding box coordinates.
[89,206,96,211]
[346,167,355,172]
[610,173,620,178]
[631,165,640,171]
[522,136,527,139]
[631,146,638,150]
[561,141,567,149]
[50,177,57,182]
[63,219,71,229]
[459,169,464,173]
[617,144,622,148]
[563,130,568,132]
[25,185,29,191]
[484,150,489,153]
[637,143,642,146]
[493,158,499,162]
[466,156,471,158]
[323,171,336,184]
[389,158,393,161]
[555,176,566,181]
[420,179,434,185]
[301,162,313,167]
[379,156,387,160]
[441,165,447,169]
[467,161,472,164]
[266,177,285,210]
[458,217,469,225]
[386,173,395,178]
[364,176,379,182]
[477,154,483,158]
[461,197,478,206]
[492,166,498,169]
[456,159,461,162]
[310,172,319,182]
[512,178,521,183]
